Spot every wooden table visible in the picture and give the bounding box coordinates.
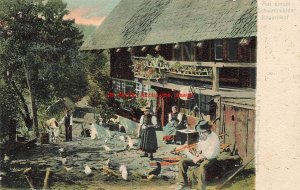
[177,129,198,145]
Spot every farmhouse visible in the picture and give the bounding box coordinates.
[82,0,256,161]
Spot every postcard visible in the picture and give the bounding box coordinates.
[0,0,299,190]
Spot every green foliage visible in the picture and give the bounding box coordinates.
[0,0,87,136]
[134,96,147,108]
[0,82,22,139]
[79,51,115,121]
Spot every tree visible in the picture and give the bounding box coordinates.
[0,0,86,137]
[0,80,22,140]
[81,51,116,121]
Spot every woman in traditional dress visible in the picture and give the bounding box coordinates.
[138,107,158,160]
[163,105,185,144]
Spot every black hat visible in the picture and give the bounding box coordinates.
[195,120,211,132]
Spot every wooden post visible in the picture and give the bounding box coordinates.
[23,168,35,190]
[212,66,219,91]
[43,168,51,190]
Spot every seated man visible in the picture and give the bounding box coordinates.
[176,120,220,190]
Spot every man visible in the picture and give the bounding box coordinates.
[60,110,73,141]
[138,107,158,160]
[45,118,60,143]
[176,120,220,190]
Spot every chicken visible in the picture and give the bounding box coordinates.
[58,148,64,156]
[102,145,111,152]
[105,159,111,168]
[102,165,113,176]
[64,166,73,172]
[84,165,92,175]
[58,148,64,153]
[4,154,9,163]
[148,162,161,176]
[119,165,128,180]
[119,136,125,142]
[126,136,134,149]
[61,157,67,165]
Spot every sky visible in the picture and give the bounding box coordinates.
[63,0,121,26]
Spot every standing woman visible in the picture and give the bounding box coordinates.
[138,107,158,160]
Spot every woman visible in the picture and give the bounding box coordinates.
[163,105,185,144]
[138,107,158,160]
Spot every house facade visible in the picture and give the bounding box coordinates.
[81,0,256,161]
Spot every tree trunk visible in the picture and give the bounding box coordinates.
[10,80,33,129]
[31,96,39,137]
[23,62,39,137]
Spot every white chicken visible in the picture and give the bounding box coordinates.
[4,154,10,163]
[119,165,128,180]
[64,166,73,172]
[126,136,134,149]
[105,159,111,167]
[61,157,67,165]
[102,145,111,152]
[119,136,125,142]
[84,165,92,175]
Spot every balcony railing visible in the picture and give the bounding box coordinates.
[131,55,213,80]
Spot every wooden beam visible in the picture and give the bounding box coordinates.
[221,101,255,110]
[194,88,256,98]
[167,61,256,68]
[212,67,219,91]
[131,57,256,68]
[142,80,255,98]
[165,73,212,82]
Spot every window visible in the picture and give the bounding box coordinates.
[214,40,223,60]
[173,44,181,61]
[228,39,239,61]
[199,94,212,115]
[135,82,143,96]
[172,43,195,61]
[183,43,194,61]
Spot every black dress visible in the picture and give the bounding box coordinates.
[139,114,158,153]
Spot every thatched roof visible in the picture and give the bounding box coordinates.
[81,0,257,50]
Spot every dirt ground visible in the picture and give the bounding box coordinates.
[0,101,255,190]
